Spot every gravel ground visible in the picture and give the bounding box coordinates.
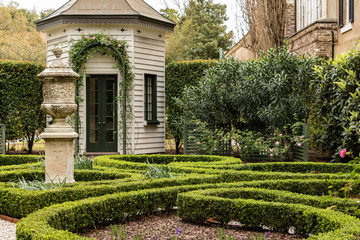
[0,219,16,240]
[83,212,300,240]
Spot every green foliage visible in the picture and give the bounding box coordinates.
[12,176,67,191]
[74,155,93,170]
[143,161,175,179]
[0,155,43,166]
[166,60,217,153]
[218,227,235,240]
[179,45,320,128]
[0,60,46,153]
[177,188,360,239]
[311,47,360,159]
[0,3,47,63]
[110,225,127,240]
[14,178,360,240]
[164,0,233,63]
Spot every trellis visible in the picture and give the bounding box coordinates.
[184,123,232,156]
[184,123,309,162]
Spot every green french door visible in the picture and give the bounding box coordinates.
[86,75,118,152]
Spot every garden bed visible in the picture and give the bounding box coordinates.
[82,212,300,239]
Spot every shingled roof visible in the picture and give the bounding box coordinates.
[36,0,175,31]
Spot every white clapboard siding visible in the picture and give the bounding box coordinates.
[132,27,166,154]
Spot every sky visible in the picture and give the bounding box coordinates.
[1,0,239,40]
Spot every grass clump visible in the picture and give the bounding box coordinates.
[74,155,93,170]
[12,176,66,190]
[143,161,175,179]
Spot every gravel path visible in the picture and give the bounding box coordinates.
[0,219,16,240]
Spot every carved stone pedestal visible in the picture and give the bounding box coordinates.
[37,48,80,183]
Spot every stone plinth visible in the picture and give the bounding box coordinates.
[41,132,78,183]
[40,122,78,183]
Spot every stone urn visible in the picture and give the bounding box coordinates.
[37,48,79,183]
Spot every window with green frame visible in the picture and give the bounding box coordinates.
[144,74,159,125]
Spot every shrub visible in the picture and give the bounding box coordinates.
[0,60,46,153]
[177,188,360,239]
[311,47,360,159]
[0,155,42,166]
[178,46,321,128]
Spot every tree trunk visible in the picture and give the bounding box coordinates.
[27,132,35,154]
[175,138,181,154]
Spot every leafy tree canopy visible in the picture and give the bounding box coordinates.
[162,0,233,63]
[0,2,53,64]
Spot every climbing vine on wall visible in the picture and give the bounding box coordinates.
[68,32,135,153]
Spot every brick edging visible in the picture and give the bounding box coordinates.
[0,214,19,223]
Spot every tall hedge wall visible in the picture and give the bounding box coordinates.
[166,60,217,153]
[0,60,45,153]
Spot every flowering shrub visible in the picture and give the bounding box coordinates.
[311,46,360,159]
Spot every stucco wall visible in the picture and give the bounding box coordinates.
[335,0,360,55]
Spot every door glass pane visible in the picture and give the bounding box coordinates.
[106,91,114,104]
[90,130,98,143]
[89,78,99,143]
[106,116,114,130]
[106,104,114,117]
[106,78,115,91]
[146,76,153,121]
[105,78,115,143]
[106,130,114,142]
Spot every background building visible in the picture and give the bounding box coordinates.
[226,0,359,60]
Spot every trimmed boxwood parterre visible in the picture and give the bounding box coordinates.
[1,155,360,239]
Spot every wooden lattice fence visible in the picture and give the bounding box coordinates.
[184,123,308,161]
[184,123,232,156]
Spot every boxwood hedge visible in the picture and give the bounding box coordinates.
[0,155,359,239]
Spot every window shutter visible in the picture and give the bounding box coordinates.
[349,0,354,23]
[339,0,344,27]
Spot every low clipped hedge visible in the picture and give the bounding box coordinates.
[0,155,42,166]
[94,154,239,169]
[16,180,360,240]
[0,174,219,218]
[170,161,360,174]
[0,154,359,239]
[0,167,131,182]
[177,188,360,239]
